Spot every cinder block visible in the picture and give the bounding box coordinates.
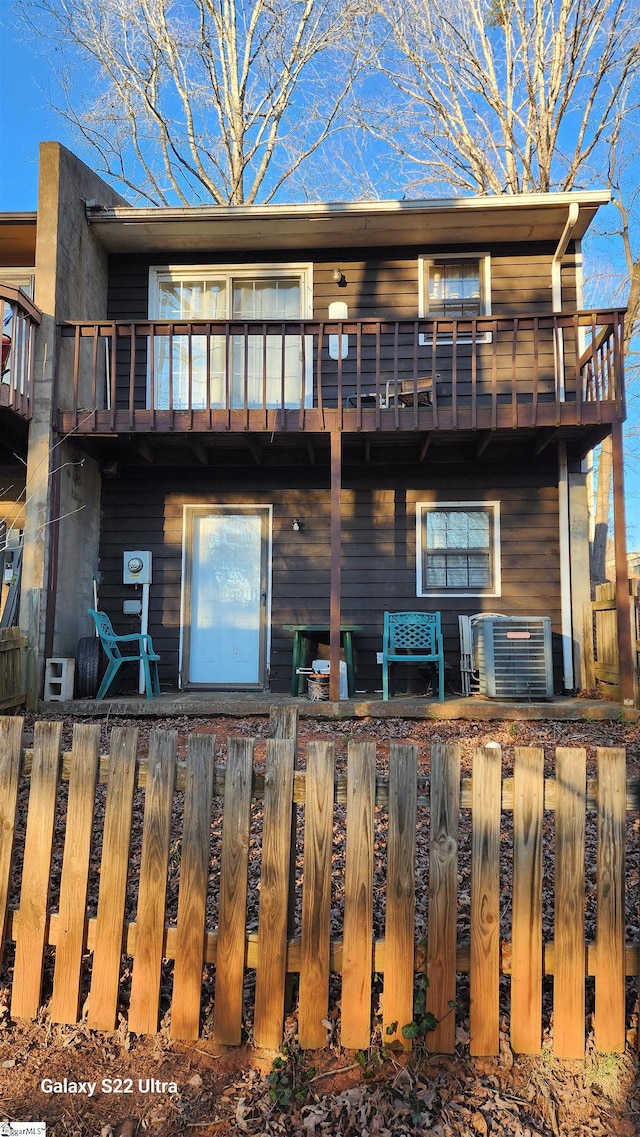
[44,657,75,702]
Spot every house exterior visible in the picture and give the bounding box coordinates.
[0,143,633,705]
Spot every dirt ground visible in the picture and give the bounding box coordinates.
[1,711,640,1137]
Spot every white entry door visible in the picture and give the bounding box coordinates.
[183,507,270,686]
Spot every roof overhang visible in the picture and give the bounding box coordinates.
[85,191,611,255]
[0,213,37,267]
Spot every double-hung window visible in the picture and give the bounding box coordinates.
[418,252,491,343]
[416,502,501,596]
[149,264,313,409]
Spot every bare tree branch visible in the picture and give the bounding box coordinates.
[16,0,364,205]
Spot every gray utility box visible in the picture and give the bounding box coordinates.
[475,616,554,699]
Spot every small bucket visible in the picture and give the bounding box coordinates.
[307,671,330,701]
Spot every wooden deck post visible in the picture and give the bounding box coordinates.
[611,421,635,705]
[329,430,342,703]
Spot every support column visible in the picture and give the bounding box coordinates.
[329,431,342,703]
[611,421,634,705]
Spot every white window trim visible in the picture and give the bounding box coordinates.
[416,500,502,597]
[418,252,491,345]
[149,262,314,407]
[1,270,35,299]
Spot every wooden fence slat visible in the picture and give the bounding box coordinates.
[128,729,177,1035]
[11,721,62,1019]
[171,733,216,1040]
[470,746,502,1056]
[87,727,138,1031]
[595,746,626,1053]
[270,704,299,1015]
[427,743,460,1054]
[50,724,100,1024]
[299,741,335,1049]
[253,738,295,1049]
[341,741,376,1050]
[212,737,254,1046]
[383,743,417,1050]
[554,746,586,1058]
[511,746,544,1054]
[0,718,23,967]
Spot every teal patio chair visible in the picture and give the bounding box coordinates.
[382,611,445,701]
[88,609,160,699]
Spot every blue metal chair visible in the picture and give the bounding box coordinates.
[382,611,445,701]
[88,609,160,699]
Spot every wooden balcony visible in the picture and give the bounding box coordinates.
[0,283,41,421]
[56,310,625,438]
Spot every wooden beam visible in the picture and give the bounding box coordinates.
[419,433,432,462]
[611,420,635,706]
[329,431,341,703]
[137,442,155,465]
[475,431,494,459]
[535,430,558,456]
[189,440,208,465]
[247,437,262,465]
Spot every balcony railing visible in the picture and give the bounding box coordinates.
[56,310,624,434]
[1,284,41,421]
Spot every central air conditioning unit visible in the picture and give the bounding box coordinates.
[475,615,554,699]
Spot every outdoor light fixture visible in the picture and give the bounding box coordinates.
[292,518,304,531]
[332,267,346,286]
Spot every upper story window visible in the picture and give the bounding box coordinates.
[416,501,501,596]
[418,253,491,343]
[149,264,313,409]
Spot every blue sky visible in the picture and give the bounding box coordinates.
[1,15,639,547]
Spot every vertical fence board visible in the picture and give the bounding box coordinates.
[213,737,254,1046]
[11,722,62,1019]
[50,724,101,1024]
[595,746,626,1053]
[383,743,417,1049]
[253,738,295,1049]
[270,704,299,1015]
[128,730,177,1035]
[341,741,376,1050]
[171,734,216,1041]
[0,718,23,967]
[554,747,586,1058]
[299,741,335,1049]
[87,727,138,1032]
[427,743,460,1054]
[511,747,544,1054]
[470,746,502,1056]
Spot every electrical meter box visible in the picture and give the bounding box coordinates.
[123,550,152,585]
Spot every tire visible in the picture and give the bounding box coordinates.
[75,635,102,698]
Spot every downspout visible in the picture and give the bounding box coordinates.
[553,204,580,692]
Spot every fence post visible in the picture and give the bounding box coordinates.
[254,738,296,1049]
[299,740,335,1049]
[0,718,23,971]
[171,734,216,1041]
[469,746,502,1056]
[427,743,460,1054]
[554,747,586,1058]
[270,705,299,1013]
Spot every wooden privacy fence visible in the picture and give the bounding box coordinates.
[0,629,25,711]
[587,579,640,704]
[0,712,637,1059]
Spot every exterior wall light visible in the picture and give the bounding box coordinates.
[292,519,304,531]
[332,268,346,286]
